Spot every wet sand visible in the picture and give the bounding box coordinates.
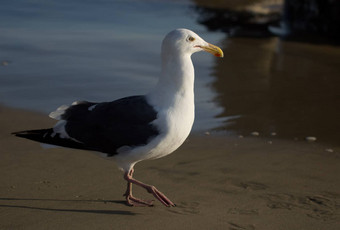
[0,106,339,230]
[212,37,340,145]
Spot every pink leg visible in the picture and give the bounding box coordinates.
[123,169,154,206]
[123,168,175,207]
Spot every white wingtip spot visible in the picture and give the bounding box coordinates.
[41,143,59,149]
[53,120,82,143]
[88,104,97,111]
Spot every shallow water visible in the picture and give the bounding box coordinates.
[1,0,339,145]
[0,0,225,131]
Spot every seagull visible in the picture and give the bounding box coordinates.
[13,28,223,207]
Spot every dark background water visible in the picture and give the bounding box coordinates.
[213,37,340,145]
[1,0,339,145]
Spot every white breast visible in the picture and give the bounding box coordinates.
[148,92,195,159]
[114,45,196,172]
[114,92,194,172]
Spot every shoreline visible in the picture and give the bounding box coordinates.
[2,103,338,148]
[0,105,339,230]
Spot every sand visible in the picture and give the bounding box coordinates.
[0,106,339,230]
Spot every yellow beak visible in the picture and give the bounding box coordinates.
[201,43,224,58]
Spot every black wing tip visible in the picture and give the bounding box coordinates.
[11,128,98,153]
[12,130,30,137]
[12,131,19,135]
[12,130,28,135]
[12,129,50,136]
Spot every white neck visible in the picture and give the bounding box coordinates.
[147,52,195,108]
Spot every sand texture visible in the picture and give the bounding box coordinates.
[0,106,339,230]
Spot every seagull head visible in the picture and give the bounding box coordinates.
[162,28,224,58]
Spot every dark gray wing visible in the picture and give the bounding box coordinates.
[12,96,159,155]
[60,95,159,156]
[42,96,159,156]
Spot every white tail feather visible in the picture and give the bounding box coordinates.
[49,105,69,120]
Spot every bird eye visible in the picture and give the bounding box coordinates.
[188,36,195,42]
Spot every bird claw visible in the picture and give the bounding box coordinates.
[123,169,175,207]
[147,186,176,207]
[125,194,154,207]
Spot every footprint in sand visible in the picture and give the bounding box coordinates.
[167,201,200,215]
[234,181,268,191]
[264,192,339,220]
[227,208,259,215]
[228,221,256,230]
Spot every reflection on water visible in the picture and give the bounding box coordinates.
[193,0,340,145]
[213,37,340,144]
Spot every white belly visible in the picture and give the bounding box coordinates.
[114,95,195,172]
[148,103,195,159]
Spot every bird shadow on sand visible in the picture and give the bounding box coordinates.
[0,197,136,216]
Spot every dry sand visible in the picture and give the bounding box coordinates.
[0,106,339,230]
